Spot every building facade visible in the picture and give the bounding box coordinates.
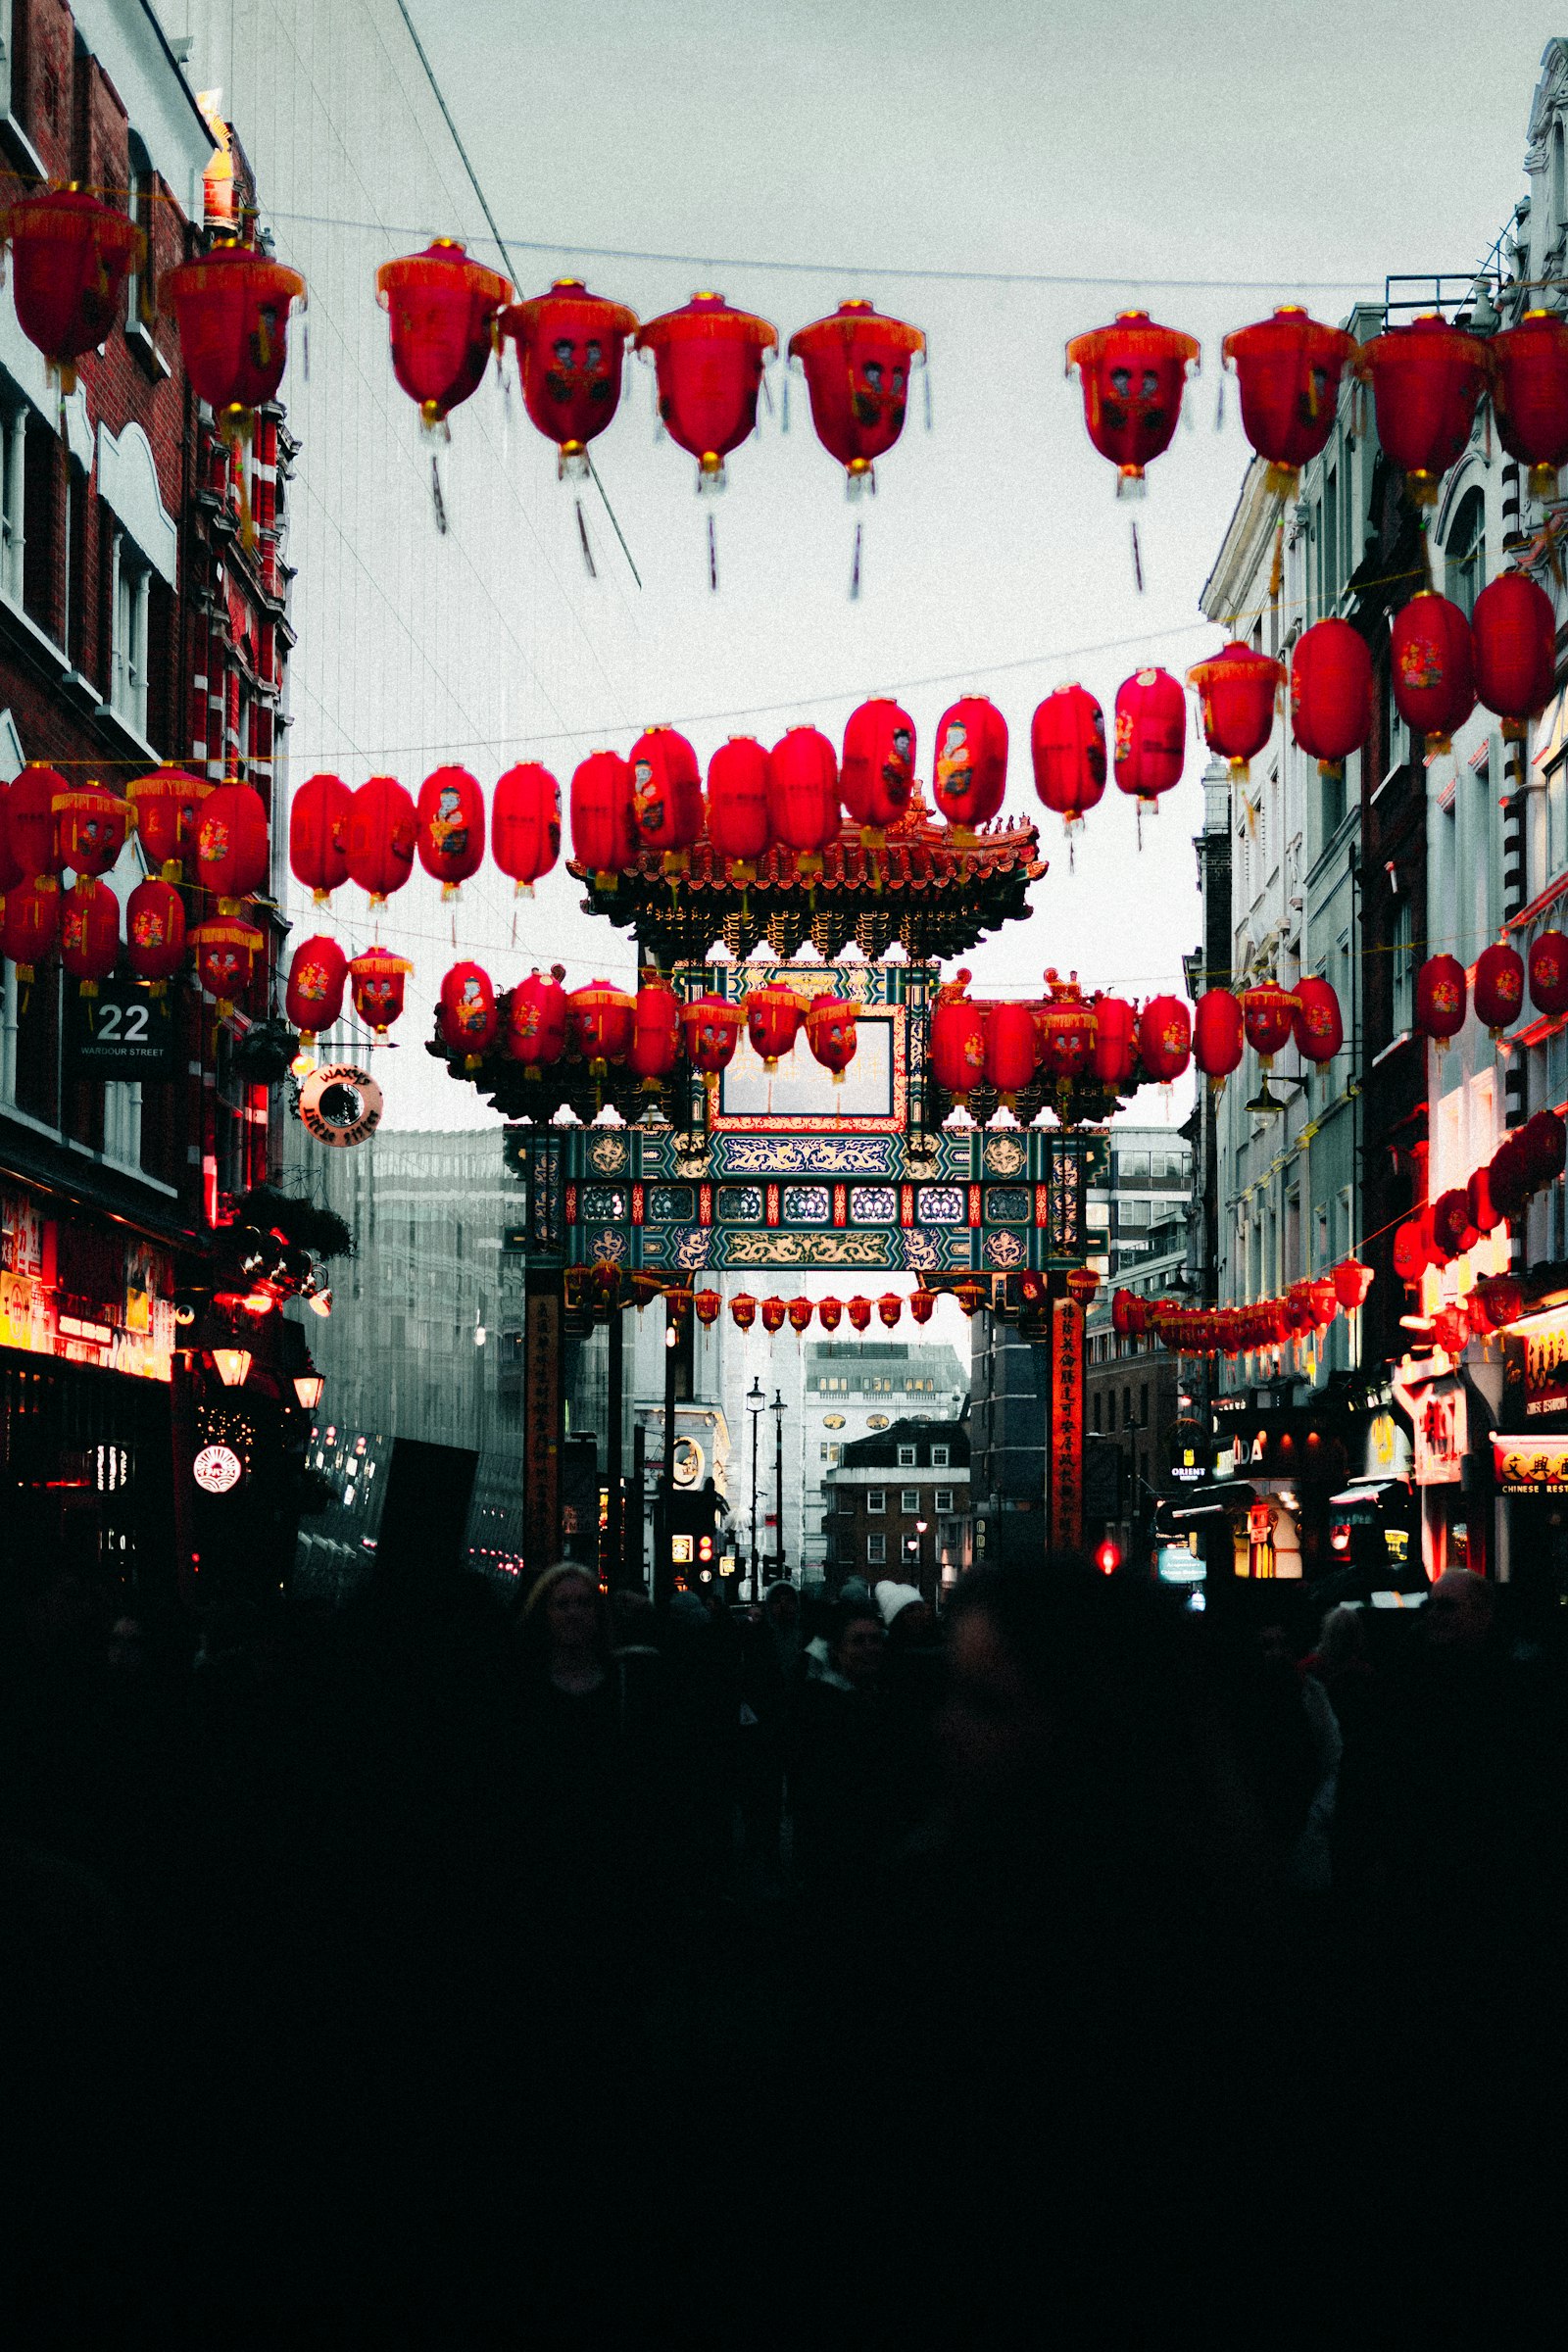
[823,1414,971,1602]
[1083,1124,1193,1565]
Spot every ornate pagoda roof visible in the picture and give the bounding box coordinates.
[567,781,1047,963]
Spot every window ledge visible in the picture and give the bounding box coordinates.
[124,318,171,383]
[0,114,48,184]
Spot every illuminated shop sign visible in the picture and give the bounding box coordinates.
[1492,1434,1568,1492]
[1522,1310,1568,1418]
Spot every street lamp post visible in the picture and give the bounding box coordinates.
[770,1388,786,1584]
[747,1376,765,1599]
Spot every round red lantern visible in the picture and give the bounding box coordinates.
[1291,618,1374,773]
[127,767,211,882]
[1064,309,1200,496]
[1311,1273,1343,1329]
[909,1290,937,1326]
[1432,1188,1479,1261]
[1066,1268,1101,1310]
[760,1296,787,1336]
[1489,1136,1530,1222]
[1333,1258,1374,1311]
[875,1292,902,1330]
[1113,667,1185,815]
[629,977,682,1087]
[284,935,349,1051]
[52,780,126,878]
[438,961,498,1067]
[289,772,353,904]
[1356,315,1489,505]
[491,762,561,897]
[1474,941,1526,1039]
[1186,642,1285,781]
[1193,989,1245,1088]
[745,983,806,1072]
[930,970,987,1102]
[1091,995,1140,1090]
[349,947,414,1038]
[1242,979,1298,1065]
[983,1000,1038,1106]
[570,751,639,888]
[1392,1218,1429,1283]
[953,1279,988,1319]
[788,300,925,493]
[1,876,59,978]
[693,1290,722,1328]
[1036,971,1097,1079]
[933,697,1007,841]
[375,240,511,430]
[846,1295,874,1333]
[788,1296,814,1336]
[1112,1289,1147,1339]
[1473,1273,1526,1331]
[1415,954,1467,1045]
[196,780,270,912]
[1391,593,1475,753]
[1529,929,1568,1016]
[1293,975,1344,1064]
[191,918,263,1018]
[347,775,417,906]
[1030,685,1106,836]
[165,236,305,420]
[805,995,858,1084]
[1138,994,1192,1083]
[706,738,772,876]
[568,979,635,1073]
[1522,1108,1568,1186]
[767,728,841,878]
[681,993,744,1075]
[505,965,569,1072]
[1220,306,1361,498]
[126,877,185,993]
[806,1295,837,1334]
[730,1293,758,1332]
[6,763,68,878]
[842,700,916,842]
[629,727,705,869]
[1489,309,1568,501]
[60,877,119,995]
[416,764,486,899]
[1467,1162,1498,1235]
[1471,571,1555,740]
[502,278,639,475]
[635,292,777,491]
[0,189,142,390]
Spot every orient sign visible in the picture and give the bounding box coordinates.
[193,1444,242,1494]
[1492,1435,1568,1492]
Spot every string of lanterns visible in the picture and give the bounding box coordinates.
[567,1267,1005,1327]
[1392,1110,1567,1282]
[1114,1257,1374,1359]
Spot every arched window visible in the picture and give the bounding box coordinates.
[1554,119,1565,240]
[1444,485,1486,617]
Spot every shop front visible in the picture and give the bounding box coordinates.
[1494,1296,1568,1617]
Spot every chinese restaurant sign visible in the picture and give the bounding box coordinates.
[1492,1434,1568,1492]
[1049,1297,1084,1549]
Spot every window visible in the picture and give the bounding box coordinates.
[935,1488,955,1513]
[901,1489,919,1513]
[897,1444,915,1466]
[931,1444,950,1468]
[1093,1392,1102,1433]
[0,405,24,606]
[125,136,157,332]
[1140,1383,1150,1427]
[1322,465,1339,610]
[112,535,151,735]
[820,1444,840,1464]
[867,1490,886,1514]
[1392,898,1415,1032]
[866,1535,887,1566]
[1320,761,1346,843]
[1106,1390,1116,1432]
[1445,486,1485,618]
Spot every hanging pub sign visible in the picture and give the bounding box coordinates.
[1412,1378,1466,1486]
[1492,1434,1568,1492]
[297,1063,384,1149]
[64,970,178,1081]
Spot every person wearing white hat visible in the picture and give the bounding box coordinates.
[874,1580,924,1629]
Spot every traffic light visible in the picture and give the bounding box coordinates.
[1096,1538,1121,1577]
[665,1483,722,1588]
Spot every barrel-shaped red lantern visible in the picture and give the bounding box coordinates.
[705,738,772,874]
[1291,618,1374,772]
[842,699,916,839]
[1432,1189,1478,1261]
[505,965,569,1071]
[126,877,185,992]
[930,971,987,1102]
[693,1290,722,1328]
[1138,994,1192,1082]
[60,878,119,995]
[1036,973,1097,1078]
[1242,980,1297,1065]
[1187,642,1285,781]
[416,764,486,899]
[630,727,705,866]
[1415,954,1467,1044]
[1293,975,1344,1064]
[1392,1217,1430,1283]
[681,992,744,1075]
[503,278,639,475]
[982,1000,1038,1106]
[569,979,635,1071]
[806,996,858,1084]
[438,961,499,1066]
[570,752,639,887]
[767,728,841,877]
[1357,315,1489,505]
[1065,309,1200,496]
[1522,1107,1567,1186]
[375,240,511,429]
[1113,667,1185,813]
[629,978,682,1086]
[760,1296,787,1336]
[787,1296,814,1336]
[845,1295,872,1332]
[128,767,210,882]
[1030,685,1106,835]
[1473,1273,1525,1331]
[347,775,417,906]
[1333,1258,1374,1311]
[1467,1162,1498,1236]
[745,982,806,1071]
[1474,941,1525,1038]
[284,935,349,1049]
[196,780,270,912]
[635,292,777,490]
[788,300,924,492]
[191,918,263,1017]
[730,1293,758,1331]
[1471,571,1555,740]
[290,772,352,904]
[0,189,142,389]
[816,1297,843,1333]
[1529,928,1568,1015]
[1091,995,1140,1090]
[876,1292,903,1330]
[165,235,305,434]
[492,762,561,896]
[1391,592,1475,752]
[933,697,1007,839]
[1193,988,1244,1087]
[6,763,68,878]
[349,947,414,1038]
[1220,306,1360,498]
[1489,309,1568,501]
[52,780,126,878]
[909,1290,937,1326]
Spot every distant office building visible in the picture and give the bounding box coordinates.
[802,1339,967,1577]
[824,1415,971,1600]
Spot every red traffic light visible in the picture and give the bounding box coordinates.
[1096,1540,1121,1577]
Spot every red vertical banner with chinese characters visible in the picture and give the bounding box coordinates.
[1049,1297,1084,1552]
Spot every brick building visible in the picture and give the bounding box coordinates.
[823,1415,971,1603]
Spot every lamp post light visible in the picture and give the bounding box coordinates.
[747,1375,764,1599]
[770,1387,786,1586]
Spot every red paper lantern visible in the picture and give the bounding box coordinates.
[634,292,777,490]
[629,977,682,1086]
[842,699,916,841]
[953,1280,988,1319]
[127,767,211,882]
[731,1293,759,1331]
[932,697,1007,839]
[349,947,414,1038]
[629,727,705,868]
[1030,685,1107,835]
[570,751,639,887]
[491,762,561,897]
[1529,929,1568,1015]
[1489,309,1568,501]
[502,278,639,475]
[59,877,119,995]
[847,1295,873,1332]
[1187,642,1285,781]
[347,775,417,906]
[876,1292,903,1330]
[767,728,841,878]
[1112,1289,1146,1338]
[126,877,185,992]
[0,189,142,389]
[909,1290,937,1326]
[1113,667,1185,813]
[375,239,510,428]
[1242,980,1297,1064]
[1293,975,1344,1064]
[1090,995,1140,1090]
[52,780,126,878]
[1522,1108,1568,1185]
[983,1001,1038,1106]
[1415,954,1467,1044]
[1474,941,1526,1039]
[0,780,21,895]
[694,1290,722,1328]
[1065,309,1200,496]
[681,992,744,1075]
[290,772,353,904]
[1220,305,1360,498]
[705,738,772,875]
[1036,971,1097,1078]
[788,300,924,492]
[416,764,486,899]
[1,876,59,977]
[1193,989,1245,1087]
[1467,1163,1498,1235]
[191,918,263,1017]
[165,236,304,423]
[1333,1258,1374,1311]
[1391,592,1475,753]
[1357,315,1489,504]
[930,970,987,1102]
[745,983,806,1071]
[505,965,569,1071]
[1489,1136,1529,1222]
[1471,571,1555,740]
[196,780,270,911]
[805,995,858,1083]
[817,1296,843,1333]
[438,961,499,1066]
[760,1296,787,1335]
[284,935,349,1048]
[6,763,68,878]
[787,1296,814,1336]
[1291,618,1374,772]
[569,979,635,1071]
[1066,1267,1101,1309]
[1392,1218,1429,1283]
[1432,1188,1479,1261]
[1473,1273,1525,1330]
[1138,994,1192,1082]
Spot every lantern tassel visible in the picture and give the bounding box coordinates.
[1214,367,1226,431]
[302,315,310,384]
[923,341,933,431]
[781,363,790,432]
[575,496,598,579]
[1136,803,1144,853]
[708,510,718,594]
[850,518,862,602]
[1130,519,1145,594]
[430,451,449,536]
